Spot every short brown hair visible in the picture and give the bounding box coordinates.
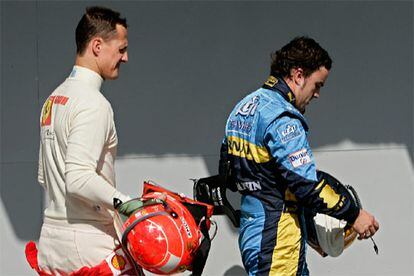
[270,36,332,78]
[75,6,127,54]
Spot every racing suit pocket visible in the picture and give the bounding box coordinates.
[74,225,118,267]
[38,224,83,275]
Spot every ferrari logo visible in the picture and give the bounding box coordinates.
[41,98,54,126]
[41,95,69,126]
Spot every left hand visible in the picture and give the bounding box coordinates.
[352,209,379,240]
[117,199,145,217]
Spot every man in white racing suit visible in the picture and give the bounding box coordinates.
[35,6,132,275]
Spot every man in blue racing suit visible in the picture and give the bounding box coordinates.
[219,37,379,275]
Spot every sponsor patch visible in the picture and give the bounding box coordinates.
[264,76,278,87]
[236,96,260,117]
[105,246,133,275]
[277,122,303,143]
[288,148,311,168]
[41,95,69,126]
[111,254,126,270]
[180,217,192,238]
[236,181,262,191]
[43,129,55,140]
[53,95,69,105]
[41,98,54,126]
[227,136,271,163]
[228,119,253,133]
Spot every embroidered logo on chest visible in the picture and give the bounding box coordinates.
[277,122,303,143]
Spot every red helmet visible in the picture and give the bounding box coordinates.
[117,192,204,274]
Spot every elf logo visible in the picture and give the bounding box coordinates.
[236,96,260,117]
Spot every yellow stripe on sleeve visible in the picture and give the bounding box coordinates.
[319,184,341,209]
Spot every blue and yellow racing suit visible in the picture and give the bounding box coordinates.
[220,76,360,276]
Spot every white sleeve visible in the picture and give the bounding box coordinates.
[65,101,129,210]
[38,141,45,188]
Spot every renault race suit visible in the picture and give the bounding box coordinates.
[219,76,360,276]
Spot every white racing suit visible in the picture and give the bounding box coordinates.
[36,65,131,275]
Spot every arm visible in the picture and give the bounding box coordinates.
[65,101,129,210]
[218,137,237,192]
[38,142,46,188]
[265,115,359,223]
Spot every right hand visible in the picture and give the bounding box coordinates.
[352,209,379,240]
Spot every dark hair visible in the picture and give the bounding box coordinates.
[76,6,127,54]
[270,36,332,78]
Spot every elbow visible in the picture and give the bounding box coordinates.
[65,171,78,196]
[65,170,91,197]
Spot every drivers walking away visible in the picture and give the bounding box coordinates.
[219,36,379,275]
[31,6,135,275]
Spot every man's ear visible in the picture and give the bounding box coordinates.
[292,67,305,87]
[91,37,103,57]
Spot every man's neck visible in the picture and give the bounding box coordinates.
[75,55,101,78]
[283,76,296,95]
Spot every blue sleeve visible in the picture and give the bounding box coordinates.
[264,115,359,223]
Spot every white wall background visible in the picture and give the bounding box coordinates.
[1,1,413,275]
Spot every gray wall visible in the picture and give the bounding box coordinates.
[1,1,413,275]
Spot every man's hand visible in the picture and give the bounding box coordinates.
[117,193,168,217]
[117,199,144,217]
[352,209,379,240]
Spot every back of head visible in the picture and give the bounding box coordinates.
[75,6,127,55]
[270,36,332,78]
